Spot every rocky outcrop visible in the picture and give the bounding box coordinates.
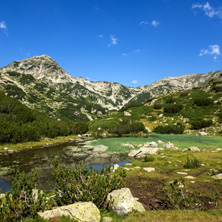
[106,188,145,215]
[128,147,159,158]
[92,145,108,153]
[38,202,100,222]
[187,146,200,152]
[212,173,222,180]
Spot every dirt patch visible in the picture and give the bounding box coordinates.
[124,174,169,210]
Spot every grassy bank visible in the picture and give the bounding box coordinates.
[89,134,222,152]
[0,135,78,153]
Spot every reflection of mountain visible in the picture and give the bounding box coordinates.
[0,142,128,192]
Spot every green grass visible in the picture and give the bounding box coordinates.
[89,134,222,152]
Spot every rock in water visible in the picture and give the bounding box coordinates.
[106,188,145,215]
[38,202,101,222]
[92,145,108,153]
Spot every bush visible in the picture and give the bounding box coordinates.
[193,97,213,106]
[0,169,51,221]
[184,155,201,169]
[179,90,189,97]
[144,155,155,162]
[190,119,213,129]
[166,97,176,103]
[164,104,183,113]
[153,102,162,109]
[162,178,219,210]
[51,156,125,209]
[153,123,185,134]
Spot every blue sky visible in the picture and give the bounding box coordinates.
[0,0,222,87]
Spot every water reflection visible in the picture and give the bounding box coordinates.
[0,140,129,193]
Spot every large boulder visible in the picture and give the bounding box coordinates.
[106,188,145,215]
[38,202,101,222]
[128,148,159,158]
[163,142,174,149]
[196,132,208,136]
[212,173,222,180]
[187,146,200,152]
[92,145,108,153]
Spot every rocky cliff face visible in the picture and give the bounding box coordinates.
[0,55,221,121]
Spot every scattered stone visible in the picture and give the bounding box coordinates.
[122,143,135,149]
[177,172,188,175]
[161,156,166,158]
[157,140,164,144]
[123,168,130,171]
[124,111,131,116]
[8,150,14,153]
[187,146,200,152]
[125,163,132,166]
[163,142,174,149]
[4,147,8,150]
[106,188,145,215]
[215,148,222,152]
[201,163,205,166]
[143,167,155,173]
[38,202,101,221]
[185,176,196,179]
[103,217,112,222]
[172,147,179,150]
[128,150,140,157]
[183,169,191,171]
[111,164,119,172]
[146,127,152,133]
[134,166,141,169]
[0,193,5,199]
[190,181,196,184]
[196,132,208,136]
[144,141,158,148]
[92,145,108,153]
[212,173,222,180]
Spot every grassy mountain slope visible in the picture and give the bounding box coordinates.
[93,74,222,135]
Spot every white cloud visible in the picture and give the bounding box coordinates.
[139,20,160,27]
[199,45,220,59]
[122,49,140,57]
[122,53,128,56]
[139,21,149,26]
[192,2,222,19]
[0,21,6,30]
[151,20,160,27]
[108,34,118,47]
[97,34,103,38]
[132,80,138,84]
[134,49,140,53]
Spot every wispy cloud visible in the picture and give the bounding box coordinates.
[97,34,103,38]
[199,45,220,60]
[132,80,138,84]
[192,2,222,19]
[122,49,141,57]
[108,34,118,47]
[139,20,160,27]
[0,21,8,35]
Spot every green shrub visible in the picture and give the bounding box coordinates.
[153,123,185,134]
[179,90,189,97]
[184,155,201,169]
[0,169,51,221]
[166,97,176,103]
[193,97,213,106]
[153,102,162,109]
[144,155,155,162]
[190,119,213,129]
[51,156,125,209]
[162,178,219,210]
[164,104,183,113]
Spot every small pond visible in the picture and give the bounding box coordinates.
[0,139,129,193]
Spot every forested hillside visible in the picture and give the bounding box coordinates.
[0,92,88,143]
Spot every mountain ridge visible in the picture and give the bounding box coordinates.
[0,55,221,121]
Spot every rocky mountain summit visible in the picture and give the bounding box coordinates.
[0,55,221,121]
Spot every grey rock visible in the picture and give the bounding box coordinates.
[106,188,145,215]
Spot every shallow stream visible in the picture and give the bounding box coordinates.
[0,140,129,193]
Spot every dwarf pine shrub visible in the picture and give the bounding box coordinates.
[184,155,201,169]
[0,169,51,222]
[51,156,125,209]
